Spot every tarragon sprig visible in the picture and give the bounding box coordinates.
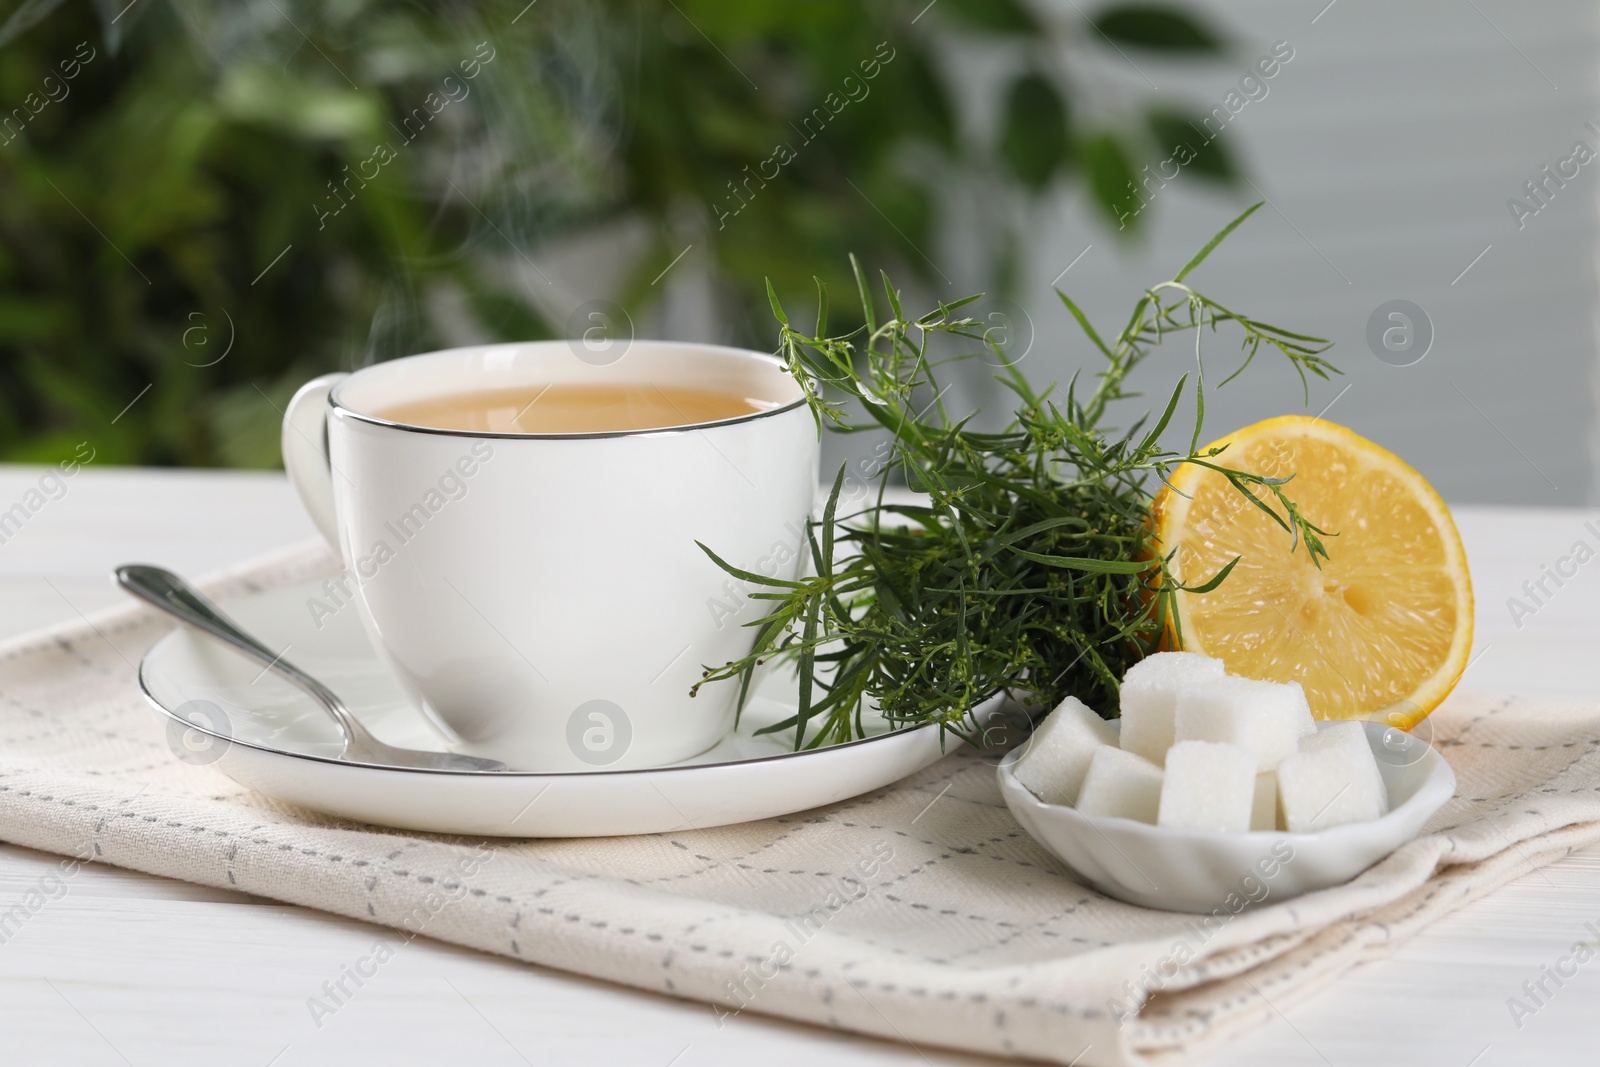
[695,204,1337,749]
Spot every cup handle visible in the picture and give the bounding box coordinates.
[282,373,348,550]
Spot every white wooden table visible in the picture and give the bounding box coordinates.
[0,466,1595,1066]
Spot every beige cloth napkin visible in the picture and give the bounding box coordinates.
[2,541,1597,1066]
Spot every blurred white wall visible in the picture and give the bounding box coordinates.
[939,0,1600,506]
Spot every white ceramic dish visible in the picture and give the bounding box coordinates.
[139,578,991,837]
[997,720,1456,913]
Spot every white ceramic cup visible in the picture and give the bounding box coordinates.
[281,341,818,771]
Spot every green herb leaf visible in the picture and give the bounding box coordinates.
[765,278,789,326]
[1175,201,1262,282]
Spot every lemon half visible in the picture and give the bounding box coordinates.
[1152,415,1473,726]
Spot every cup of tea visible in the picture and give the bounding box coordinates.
[281,340,819,771]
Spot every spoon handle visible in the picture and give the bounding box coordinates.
[114,563,377,750]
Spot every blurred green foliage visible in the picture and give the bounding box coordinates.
[0,0,1233,467]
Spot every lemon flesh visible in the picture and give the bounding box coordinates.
[1153,416,1473,725]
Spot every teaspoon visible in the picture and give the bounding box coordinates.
[116,564,506,772]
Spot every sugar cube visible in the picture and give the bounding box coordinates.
[1076,746,1164,823]
[1118,651,1227,765]
[1251,772,1280,832]
[1157,740,1257,833]
[1174,675,1316,772]
[1278,722,1389,832]
[1014,696,1117,806]
[1301,720,1390,811]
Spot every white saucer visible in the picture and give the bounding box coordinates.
[138,578,991,837]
